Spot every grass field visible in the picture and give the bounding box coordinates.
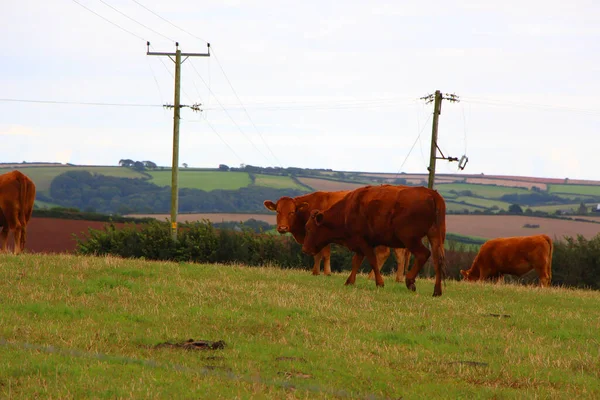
[1,254,599,399]
[530,203,594,213]
[1,166,147,192]
[548,184,600,196]
[452,196,512,210]
[147,170,251,191]
[253,175,308,190]
[435,183,530,199]
[445,201,485,213]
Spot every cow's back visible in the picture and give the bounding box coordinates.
[476,234,553,277]
[342,185,440,246]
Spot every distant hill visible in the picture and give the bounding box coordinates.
[3,163,600,216]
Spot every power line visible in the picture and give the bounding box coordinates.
[70,0,146,42]
[395,113,432,177]
[130,0,207,43]
[187,60,274,166]
[0,98,160,107]
[210,48,283,167]
[462,96,600,115]
[97,0,175,43]
[200,118,245,164]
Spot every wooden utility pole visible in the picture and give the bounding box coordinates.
[421,90,463,190]
[147,42,210,241]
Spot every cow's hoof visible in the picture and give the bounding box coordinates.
[345,280,355,286]
[432,291,442,297]
[406,279,416,292]
[324,273,331,277]
[312,271,320,276]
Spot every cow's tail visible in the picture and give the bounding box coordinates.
[546,235,554,282]
[431,190,447,279]
[18,174,33,251]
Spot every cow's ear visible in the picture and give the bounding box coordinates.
[313,211,325,226]
[263,200,277,211]
[296,202,310,212]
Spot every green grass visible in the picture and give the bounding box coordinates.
[1,166,147,192]
[452,196,512,210]
[253,174,307,190]
[1,254,599,399]
[445,201,485,213]
[548,184,600,196]
[530,203,593,213]
[436,183,530,199]
[147,170,251,191]
[32,199,62,209]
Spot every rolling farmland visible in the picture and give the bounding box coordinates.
[147,170,251,191]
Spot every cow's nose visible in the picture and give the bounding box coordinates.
[277,226,289,234]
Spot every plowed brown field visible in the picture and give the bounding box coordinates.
[13,218,126,254]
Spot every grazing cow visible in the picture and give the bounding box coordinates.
[460,235,553,287]
[0,170,36,254]
[302,185,447,297]
[264,190,410,279]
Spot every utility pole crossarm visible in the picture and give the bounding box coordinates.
[147,41,210,241]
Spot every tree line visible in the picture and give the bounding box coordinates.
[44,170,305,214]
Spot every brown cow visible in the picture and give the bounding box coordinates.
[460,235,553,287]
[264,190,410,279]
[302,185,447,296]
[0,170,36,254]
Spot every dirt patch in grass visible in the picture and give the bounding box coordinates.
[154,339,226,351]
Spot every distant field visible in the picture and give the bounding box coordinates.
[147,171,251,191]
[464,177,547,191]
[33,199,62,209]
[130,213,600,241]
[548,184,600,196]
[452,196,512,210]
[436,183,530,198]
[253,174,307,190]
[129,213,277,224]
[530,203,594,213]
[447,215,600,240]
[1,166,147,192]
[445,202,485,213]
[297,177,364,192]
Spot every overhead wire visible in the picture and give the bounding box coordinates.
[462,96,600,116]
[70,0,146,42]
[97,0,175,43]
[0,98,160,107]
[130,0,208,43]
[210,48,283,167]
[187,60,274,166]
[395,113,432,178]
[200,118,245,165]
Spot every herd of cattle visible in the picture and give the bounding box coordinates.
[0,170,553,297]
[264,184,553,297]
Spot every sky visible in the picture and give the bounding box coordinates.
[1,0,599,180]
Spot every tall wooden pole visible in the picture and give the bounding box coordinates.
[427,90,442,190]
[147,42,210,241]
[170,48,182,241]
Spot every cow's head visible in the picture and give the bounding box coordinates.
[263,197,310,234]
[460,268,478,281]
[301,210,330,255]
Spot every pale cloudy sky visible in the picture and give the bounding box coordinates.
[1,0,599,179]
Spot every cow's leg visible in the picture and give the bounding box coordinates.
[367,246,390,280]
[0,226,9,253]
[311,250,324,275]
[404,239,431,293]
[322,245,332,276]
[1,204,22,255]
[393,248,410,283]
[345,253,365,285]
[363,246,385,287]
[427,233,446,297]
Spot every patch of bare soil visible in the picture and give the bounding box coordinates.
[154,339,226,351]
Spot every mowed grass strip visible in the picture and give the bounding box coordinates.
[1,254,599,399]
[253,174,307,190]
[548,184,600,196]
[0,166,147,192]
[436,183,530,199]
[147,170,251,191]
